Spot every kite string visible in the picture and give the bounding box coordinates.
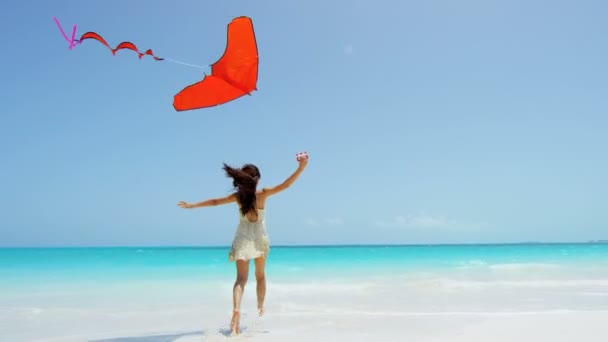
[163,58,209,70]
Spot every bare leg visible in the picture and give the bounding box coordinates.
[254,256,267,316]
[231,259,249,335]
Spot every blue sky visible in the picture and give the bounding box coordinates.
[1,0,607,247]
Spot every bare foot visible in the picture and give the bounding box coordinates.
[230,310,240,335]
[258,306,265,317]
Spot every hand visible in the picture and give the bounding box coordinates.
[178,201,193,209]
[298,155,308,169]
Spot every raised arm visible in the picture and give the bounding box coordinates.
[262,157,308,197]
[178,193,237,209]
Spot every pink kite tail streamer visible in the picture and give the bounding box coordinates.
[53,17,76,49]
[70,24,76,49]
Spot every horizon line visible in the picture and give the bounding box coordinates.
[1,240,607,249]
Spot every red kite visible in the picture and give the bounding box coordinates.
[54,16,258,110]
[173,16,259,111]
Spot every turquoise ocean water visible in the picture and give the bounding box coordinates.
[2,243,608,288]
[2,243,608,341]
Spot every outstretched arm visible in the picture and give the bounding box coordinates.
[178,193,237,209]
[262,157,308,197]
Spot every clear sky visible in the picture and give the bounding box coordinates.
[1,0,607,247]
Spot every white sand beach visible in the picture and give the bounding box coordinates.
[3,271,608,342]
[173,310,608,342]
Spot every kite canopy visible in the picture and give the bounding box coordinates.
[173,16,259,111]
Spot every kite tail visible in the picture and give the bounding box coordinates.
[55,18,209,70]
[76,32,164,61]
[53,17,78,49]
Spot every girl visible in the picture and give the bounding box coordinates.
[177,156,308,334]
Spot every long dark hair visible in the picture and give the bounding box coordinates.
[222,163,261,216]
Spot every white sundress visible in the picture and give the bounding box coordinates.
[229,208,270,262]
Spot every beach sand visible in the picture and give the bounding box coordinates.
[3,276,607,342]
[170,311,608,342]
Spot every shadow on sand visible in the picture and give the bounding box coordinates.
[89,322,267,341]
[90,330,203,342]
